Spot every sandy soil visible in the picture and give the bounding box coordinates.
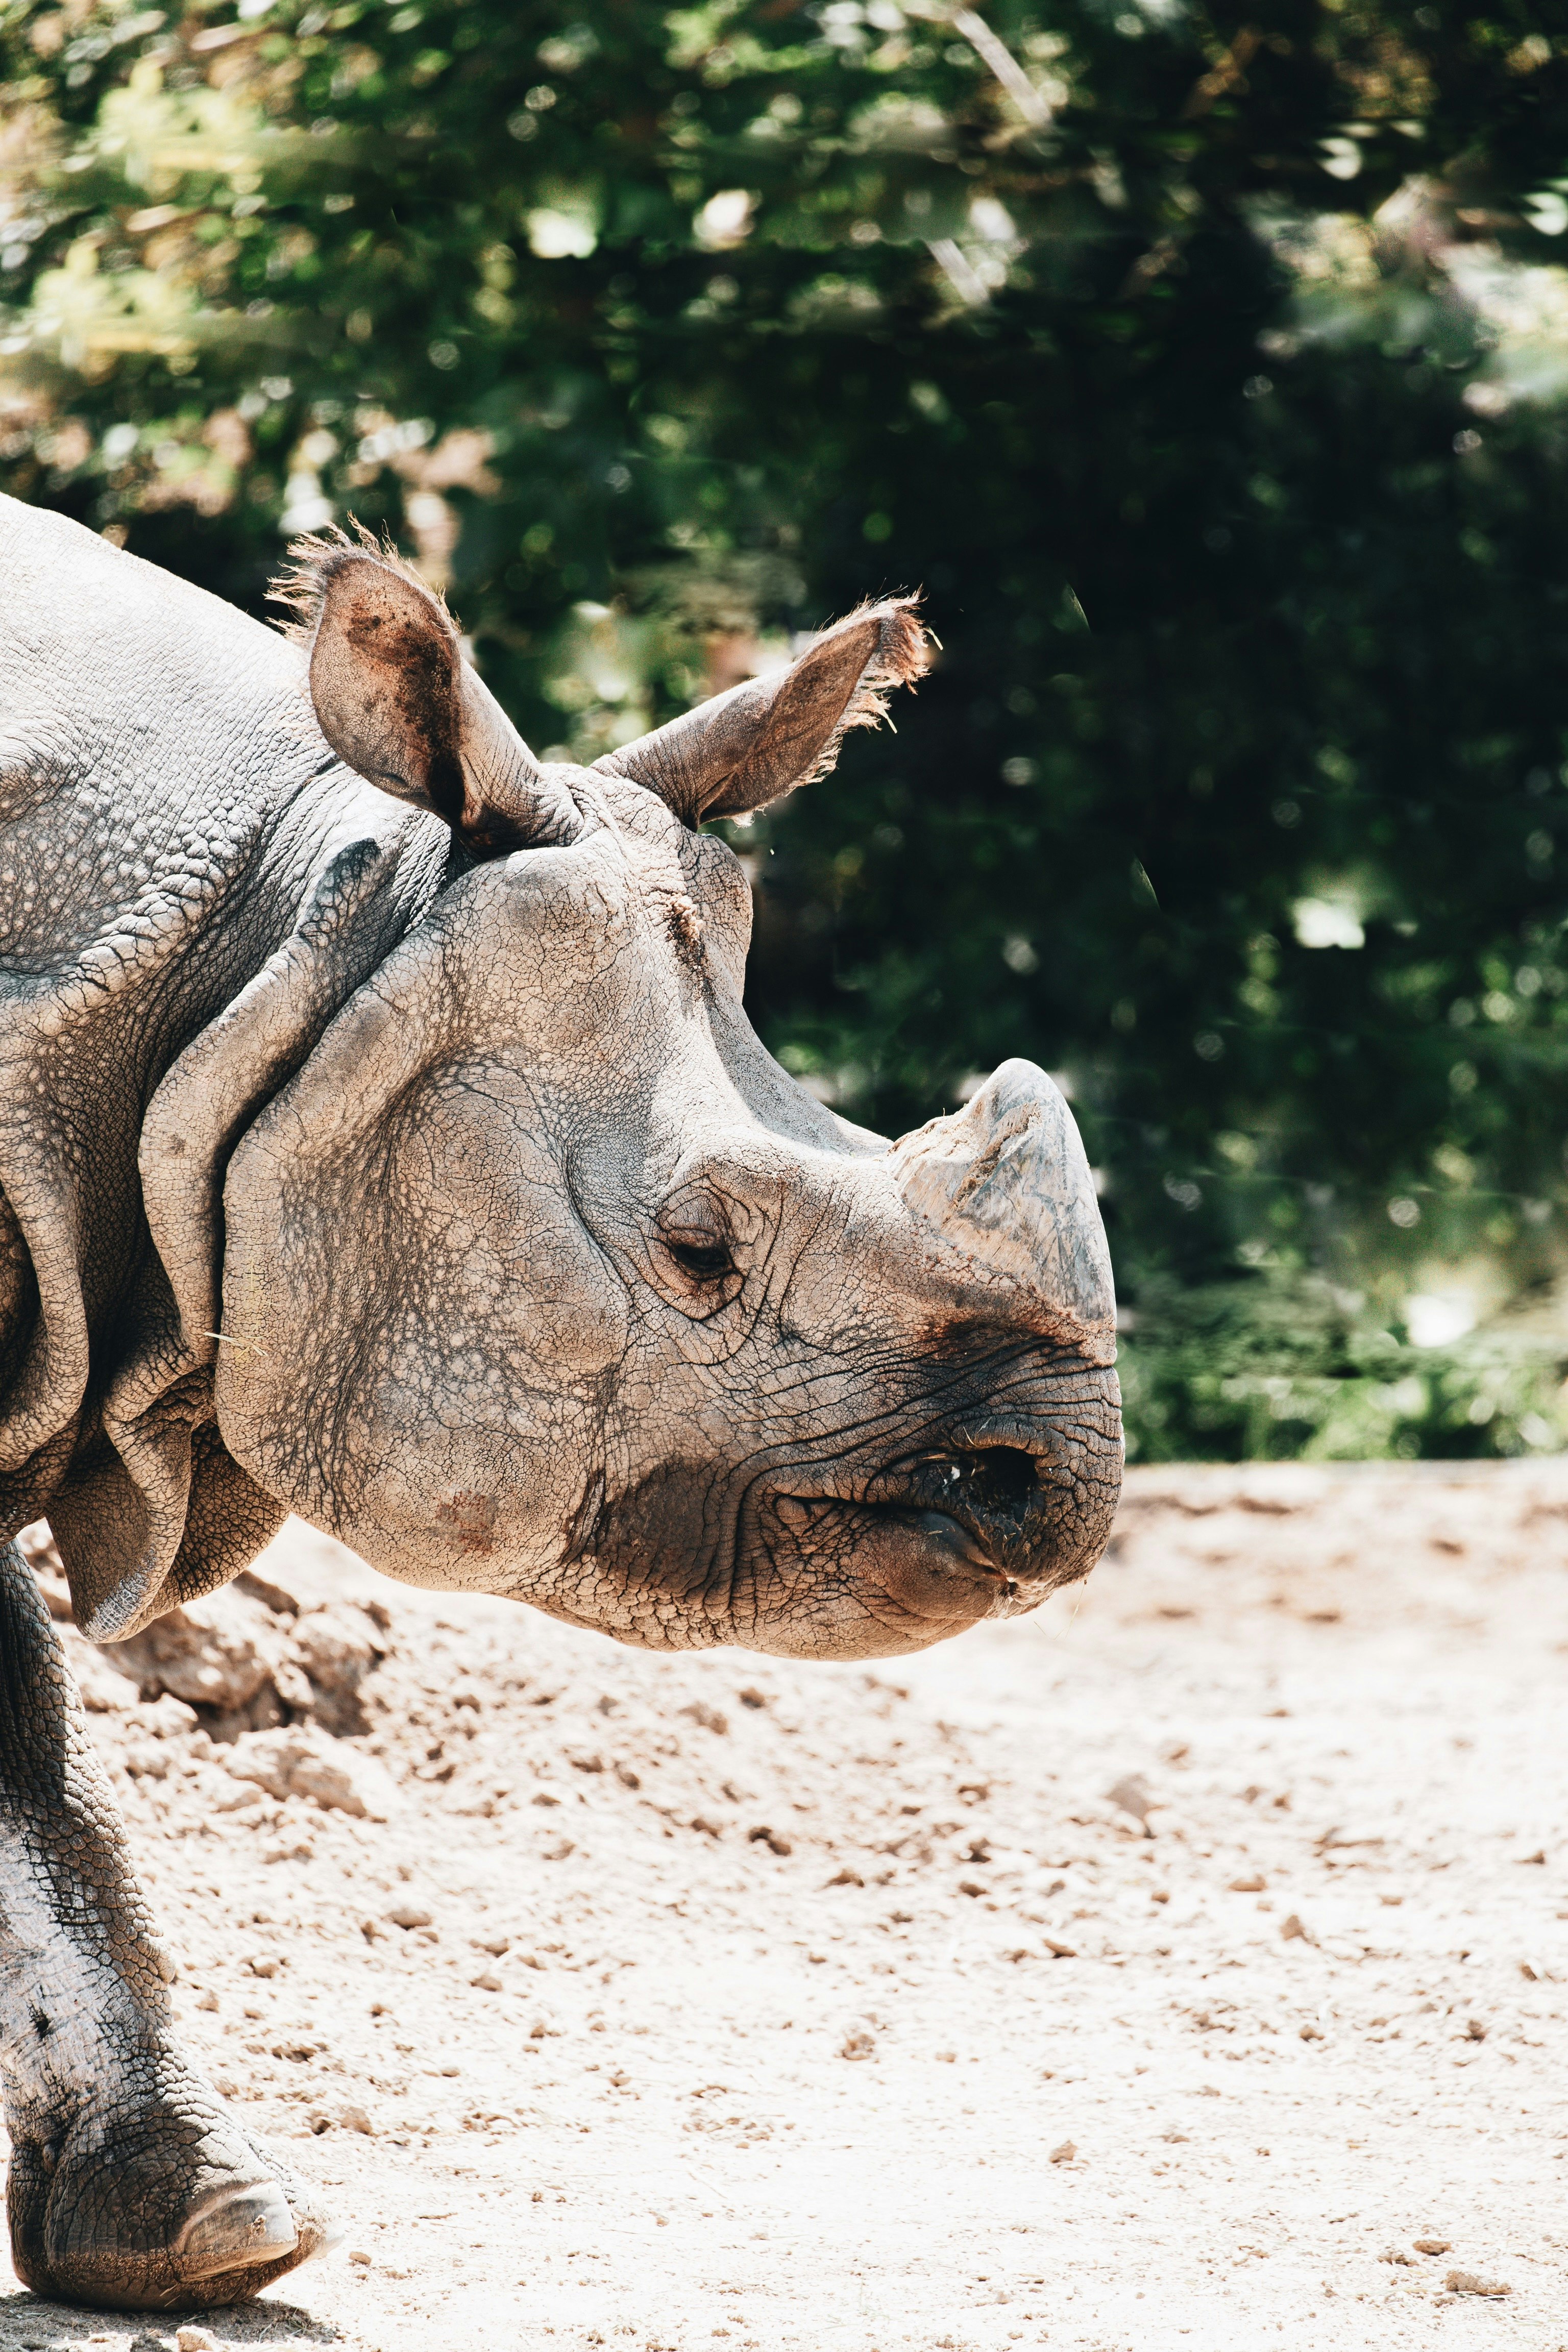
[3,1460,1566,2352]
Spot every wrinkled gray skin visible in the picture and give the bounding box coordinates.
[0,497,1120,2310]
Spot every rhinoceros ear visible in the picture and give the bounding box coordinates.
[275,530,580,855]
[594,596,929,824]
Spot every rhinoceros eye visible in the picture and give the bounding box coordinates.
[664,1237,735,1283]
[655,1191,742,1301]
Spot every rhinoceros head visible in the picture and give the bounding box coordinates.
[211,538,1121,1658]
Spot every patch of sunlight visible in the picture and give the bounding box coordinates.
[1405,1293,1479,1350]
[1292,896,1364,950]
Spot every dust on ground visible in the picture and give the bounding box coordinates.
[3,1460,1566,2352]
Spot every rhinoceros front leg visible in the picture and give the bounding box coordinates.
[0,1538,333,2311]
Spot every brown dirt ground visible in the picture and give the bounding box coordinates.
[3,1460,1566,2352]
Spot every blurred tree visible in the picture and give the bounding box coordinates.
[7,1,1568,1453]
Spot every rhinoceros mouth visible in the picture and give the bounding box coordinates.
[855,1435,1047,1524]
[762,1437,1067,1612]
[565,1391,1119,1657]
[874,1438,1042,1528]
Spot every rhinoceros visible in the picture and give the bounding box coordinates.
[0,496,1120,2310]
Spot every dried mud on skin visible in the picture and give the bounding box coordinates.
[3,1461,1567,2351]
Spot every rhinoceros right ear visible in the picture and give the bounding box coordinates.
[276,531,581,855]
[594,596,928,824]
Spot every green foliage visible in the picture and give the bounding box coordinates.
[1118,1267,1568,1461]
[7,2,1568,1456]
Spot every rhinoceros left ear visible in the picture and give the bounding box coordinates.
[276,530,581,855]
[594,596,929,824]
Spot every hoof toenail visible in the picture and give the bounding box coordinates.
[172,2184,298,2278]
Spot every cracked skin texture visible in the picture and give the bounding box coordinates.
[0,499,1120,2310]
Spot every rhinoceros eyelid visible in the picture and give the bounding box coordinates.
[662,1237,736,1283]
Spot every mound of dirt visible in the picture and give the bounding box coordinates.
[3,1464,1566,2350]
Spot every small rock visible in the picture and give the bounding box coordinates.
[176,2330,216,2352]
[245,1954,280,1979]
[1445,2270,1510,2297]
[1042,1937,1077,1960]
[349,2247,373,2265]
[286,1606,382,1733]
[212,1780,265,1814]
[824,1868,864,1888]
[1280,1912,1316,1944]
[262,1837,314,1866]
[1107,1774,1156,1829]
[748,1825,792,1857]
[472,1971,504,1992]
[272,1658,315,1712]
[234,1566,299,1615]
[841,2028,876,2061]
[223,1724,399,1820]
[194,1989,218,2013]
[1380,2247,1413,2265]
[341,2104,374,2135]
[104,1589,283,1712]
[1049,2139,1076,2164]
[1462,2017,1486,2041]
[1412,2237,1452,2255]
[386,1902,433,1930]
[1229,1872,1266,1893]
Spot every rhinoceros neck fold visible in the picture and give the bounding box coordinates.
[0,496,448,1628]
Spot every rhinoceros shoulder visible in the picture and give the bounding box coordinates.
[0,496,447,1607]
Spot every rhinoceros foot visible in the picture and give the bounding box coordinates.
[6,2062,335,2311]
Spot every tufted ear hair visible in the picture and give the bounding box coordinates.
[275,528,582,856]
[593,596,928,824]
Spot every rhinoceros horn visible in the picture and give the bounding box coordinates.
[886,1059,1115,1337]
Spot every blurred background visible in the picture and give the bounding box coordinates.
[6,0,1568,1460]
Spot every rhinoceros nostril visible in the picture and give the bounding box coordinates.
[925,1444,1037,1525]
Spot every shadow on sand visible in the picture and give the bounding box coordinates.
[0,2290,342,2347]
